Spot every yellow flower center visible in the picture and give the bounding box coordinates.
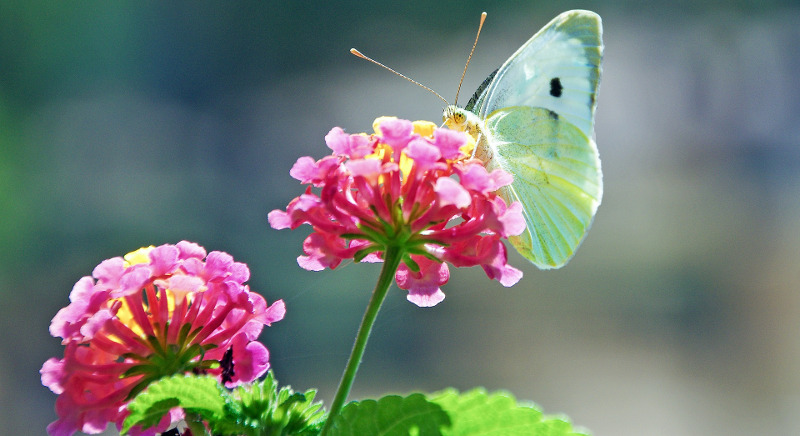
[111,246,184,341]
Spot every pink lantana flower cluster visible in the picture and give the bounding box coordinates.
[40,241,285,436]
[269,117,525,307]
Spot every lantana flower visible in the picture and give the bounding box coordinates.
[40,241,286,436]
[269,117,525,307]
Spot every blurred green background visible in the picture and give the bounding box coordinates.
[2,1,799,435]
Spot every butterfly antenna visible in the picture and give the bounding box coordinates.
[454,11,487,106]
[350,48,449,105]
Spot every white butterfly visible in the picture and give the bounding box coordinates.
[444,10,603,269]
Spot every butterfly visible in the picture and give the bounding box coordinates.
[444,10,603,269]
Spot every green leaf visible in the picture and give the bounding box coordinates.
[429,388,588,436]
[329,393,451,436]
[122,374,228,433]
[216,371,326,436]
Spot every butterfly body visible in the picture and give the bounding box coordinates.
[444,10,603,269]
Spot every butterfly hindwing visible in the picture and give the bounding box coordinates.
[482,106,602,268]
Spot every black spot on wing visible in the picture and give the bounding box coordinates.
[547,109,559,120]
[549,77,563,97]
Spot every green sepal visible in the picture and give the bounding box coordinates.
[401,254,420,273]
[353,245,381,263]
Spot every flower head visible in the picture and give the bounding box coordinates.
[41,241,285,436]
[269,117,524,306]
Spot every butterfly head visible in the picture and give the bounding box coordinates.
[442,105,466,130]
[443,105,482,142]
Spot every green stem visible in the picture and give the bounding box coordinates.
[320,246,404,436]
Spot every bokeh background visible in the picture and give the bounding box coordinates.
[2,1,799,435]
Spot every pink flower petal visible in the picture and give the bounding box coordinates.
[326,127,375,158]
[148,244,179,277]
[396,257,449,307]
[492,199,526,237]
[263,299,286,325]
[345,158,382,178]
[115,265,152,297]
[225,333,270,387]
[434,177,471,208]
[267,209,292,229]
[405,138,441,169]
[377,118,414,150]
[432,127,468,160]
[289,155,340,184]
[92,257,125,286]
[406,287,446,307]
[325,126,350,154]
[176,240,206,260]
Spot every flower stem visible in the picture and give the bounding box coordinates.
[320,246,403,435]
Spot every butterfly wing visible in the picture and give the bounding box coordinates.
[482,107,602,268]
[479,10,603,138]
[476,10,603,269]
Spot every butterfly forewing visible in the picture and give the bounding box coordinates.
[479,10,602,139]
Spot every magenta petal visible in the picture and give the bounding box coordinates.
[458,162,491,192]
[346,134,375,159]
[46,416,79,436]
[326,127,374,158]
[476,238,523,286]
[228,261,250,283]
[92,257,125,285]
[405,138,441,168]
[406,287,446,307]
[268,209,292,229]
[40,358,67,394]
[148,244,179,277]
[377,118,414,149]
[325,127,350,154]
[176,240,206,260]
[298,233,346,271]
[488,168,514,189]
[226,333,270,387]
[204,251,234,281]
[116,265,152,297]
[432,127,467,160]
[434,177,471,208]
[80,309,114,340]
[495,264,523,287]
[289,156,322,183]
[263,299,286,325]
[50,277,95,339]
[297,254,327,271]
[496,200,526,236]
[396,257,449,307]
[345,158,382,177]
[164,275,205,295]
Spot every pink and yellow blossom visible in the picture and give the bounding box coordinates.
[41,241,285,436]
[269,117,525,306]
